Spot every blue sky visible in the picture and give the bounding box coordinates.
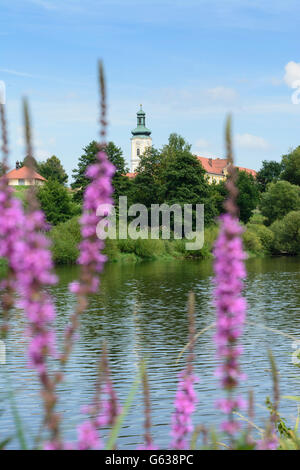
[1,0,300,179]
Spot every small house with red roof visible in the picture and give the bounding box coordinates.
[3,163,46,186]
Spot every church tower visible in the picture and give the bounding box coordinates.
[131,105,152,172]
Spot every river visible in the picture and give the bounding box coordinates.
[0,257,300,449]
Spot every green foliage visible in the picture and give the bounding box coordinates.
[270,211,300,255]
[103,238,120,262]
[160,134,209,203]
[243,229,263,254]
[12,185,29,206]
[187,224,219,259]
[0,257,8,277]
[260,180,300,225]
[236,170,260,223]
[0,162,5,176]
[37,179,75,225]
[133,147,164,207]
[247,223,274,253]
[281,146,300,186]
[47,213,216,264]
[248,210,267,225]
[49,217,81,264]
[132,134,217,228]
[134,238,165,259]
[71,140,99,201]
[71,140,129,202]
[257,160,283,192]
[211,172,260,224]
[209,181,227,216]
[37,155,68,184]
[265,396,292,440]
[117,238,136,254]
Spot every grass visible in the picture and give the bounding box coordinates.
[48,217,218,265]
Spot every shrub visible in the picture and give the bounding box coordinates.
[37,179,75,225]
[172,239,187,254]
[134,238,166,259]
[0,257,8,277]
[49,217,81,264]
[103,238,120,262]
[117,238,136,253]
[248,211,267,225]
[259,180,300,225]
[50,231,79,264]
[270,211,300,255]
[243,229,263,254]
[203,225,219,250]
[247,224,274,253]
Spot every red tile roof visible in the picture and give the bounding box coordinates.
[125,158,256,180]
[4,166,46,181]
[197,156,256,177]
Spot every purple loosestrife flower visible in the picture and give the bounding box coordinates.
[0,103,24,337]
[213,116,247,438]
[15,99,62,448]
[15,209,58,371]
[69,153,115,296]
[63,66,115,366]
[257,430,278,450]
[78,343,121,450]
[96,382,121,428]
[77,420,101,450]
[0,181,24,284]
[171,371,198,449]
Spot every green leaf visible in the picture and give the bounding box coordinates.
[105,371,141,450]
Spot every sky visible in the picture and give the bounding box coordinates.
[1,0,300,180]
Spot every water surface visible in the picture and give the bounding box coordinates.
[1,257,300,448]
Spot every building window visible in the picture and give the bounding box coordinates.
[18,179,25,185]
[137,148,140,156]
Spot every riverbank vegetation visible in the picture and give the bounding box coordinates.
[48,209,300,265]
[9,134,300,264]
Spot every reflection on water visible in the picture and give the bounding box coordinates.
[0,257,300,448]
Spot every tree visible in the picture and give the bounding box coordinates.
[132,147,164,207]
[210,180,227,216]
[71,140,129,202]
[271,211,300,254]
[236,170,260,223]
[71,141,99,201]
[159,134,217,226]
[259,180,300,225]
[38,155,68,185]
[256,160,283,192]
[281,146,300,186]
[105,141,130,202]
[37,179,75,226]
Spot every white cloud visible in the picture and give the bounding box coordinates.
[0,68,38,78]
[192,138,211,155]
[206,86,238,103]
[235,133,270,150]
[284,61,300,88]
[194,138,209,149]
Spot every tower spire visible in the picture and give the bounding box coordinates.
[130,105,152,172]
